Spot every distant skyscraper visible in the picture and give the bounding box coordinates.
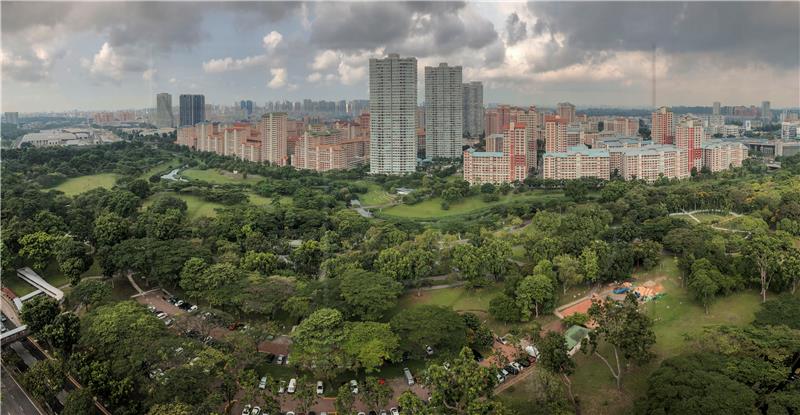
[557,102,576,123]
[179,94,205,126]
[425,63,463,159]
[154,93,174,128]
[369,53,417,175]
[762,101,771,121]
[544,115,568,152]
[462,81,484,138]
[240,100,254,116]
[651,106,674,145]
[713,101,721,116]
[259,112,288,166]
[3,111,19,125]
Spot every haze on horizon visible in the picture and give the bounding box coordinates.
[2,1,799,113]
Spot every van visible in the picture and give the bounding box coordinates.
[403,367,415,386]
[287,378,297,393]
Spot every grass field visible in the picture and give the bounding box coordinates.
[143,193,226,219]
[355,182,394,206]
[139,158,181,180]
[501,256,762,415]
[49,173,119,196]
[182,168,263,185]
[380,191,564,219]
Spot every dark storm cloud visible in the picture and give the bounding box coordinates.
[308,1,498,56]
[505,12,528,45]
[529,1,800,68]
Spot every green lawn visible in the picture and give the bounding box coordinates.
[49,173,119,196]
[139,157,180,180]
[380,191,564,219]
[143,193,226,219]
[247,193,292,207]
[181,168,263,185]
[501,256,763,415]
[355,182,394,206]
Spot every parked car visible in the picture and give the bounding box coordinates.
[501,368,510,377]
[278,380,286,393]
[471,349,484,362]
[175,300,185,307]
[425,345,434,356]
[265,353,276,363]
[391,408,400,415]
[497,335,509,345]
[496,373,505,383]
[505,364,519,375]
[241,405,251,415]
[350,379,359,394]
[316,380,324,395]
[511,362,524,372]
[188,305,198,312]
[380,411,388,415]
[287,378,297,393]
[164,318,174,326]
[250,406,261,415]
[516,358,531,368]
[156,312,167,319]
[403,367,415,386]
[147,305,156,312]
[259,376,267,389]
[276,354,285,365]
[286,412,295,415]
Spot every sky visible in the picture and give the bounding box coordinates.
[2,1,799,112]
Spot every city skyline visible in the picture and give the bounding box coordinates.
[2,1,799,113]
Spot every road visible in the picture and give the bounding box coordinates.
[1,365,45,415]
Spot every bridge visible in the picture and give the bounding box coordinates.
[16,268,64,301]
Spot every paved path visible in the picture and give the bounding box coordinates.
[1,365,45,415]
[126,271,144,295]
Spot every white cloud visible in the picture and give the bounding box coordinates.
[142,68,157,81]
[262,31,283,51]
[268,68,287,88]
[82,42,125,81]
[203,55,268,73]
[311,50,339,71]
[169,77,177,84]
[306,72,322,82]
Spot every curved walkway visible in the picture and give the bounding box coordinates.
[669,209,751,234]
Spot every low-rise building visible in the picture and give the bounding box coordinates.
[701,139,748,172]
[543,145,611,180]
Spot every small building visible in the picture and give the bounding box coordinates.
[564,325,591,356]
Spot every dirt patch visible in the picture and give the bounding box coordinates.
[134,290,185,317]
[559,298,593,319]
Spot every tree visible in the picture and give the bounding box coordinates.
[361,376,392,413]
[564,180,589,202]
[754,295,800,329]
[62,389,96,415]
[636,353,758,415]
[585,293,656,390]
[451,244,484,286]
[688,259,721,313]
[340,268,402,320]
[92,211,128,247]
[294,377,320,415]
[479,238,512,281]
[390,305,467,357]
[516,273,554,320]
[343,322,400,373]
[489,294,521,322]
[537,331,577,409]
[423,347,512,415]
[127,178,151,199]
[553,255,584,294]
[40,312,81,354]
[180,262,245,306]
[291,308,346,382]
[21,295,60,334]
[743,234,784,302]
[335,384,356,415]
[291,240,323,277]
[147,403,193,415]
[65,279,111,310]
[240,251,278,275]
[580,247,600,284]
[19,231,58,271]
[21,359,65,410]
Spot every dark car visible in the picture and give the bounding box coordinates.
[505,364,519,375]
[516,358,531,368]
[265,353,276,363]
[471,349,484,362]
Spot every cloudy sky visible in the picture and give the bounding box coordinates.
[2,1,798,112]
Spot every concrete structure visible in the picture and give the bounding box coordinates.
[293,128,369,172]
[462,81,484,138]
[651,106,674,145]
[617,144,689,181]
[513,107,539,171]
[240,100,254,116]
[701,139,748,172]
[154,93,174,128]
[604,117,639,137]
[557,102,576,123]
[781,122,799,139]
[369,54,417,174]
[761,101,771,120]
[462,122,530,184]
[259,112,288,166]
[3,111,19,125]
[16,268,63,301]
[18,129,98,148]
[544,115,568,152]
[675,116,704,173]
[543,145,611,180]
[485,134,504,152]
[484,105,512,136]
[179,94,205,126]
[713,101,721,116]
[425,63,463,159]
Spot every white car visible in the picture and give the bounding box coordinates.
[350,379,359,394]
[241,405,251,415]
[316,380,324,395]
[251,407,261,415]
[156,312,167,319]
[188,305,198,312]
[258,376,267,389]
[287,378,297,393]
[496,373,505,383]
[511,362,524,372]
[391,408,400,415]
[425,345,434,356]
[278,380,286,394]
